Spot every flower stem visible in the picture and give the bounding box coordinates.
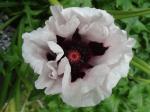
[0,15,20,30]
[48,0,61,5]
[0,2,19,8]
[0,71,12,108]
[107,8,150,19]
[24,3,33,29]
[17,17,25,51]
[135,77,150,84]
[131,56,150,75]
[128,73,150,84]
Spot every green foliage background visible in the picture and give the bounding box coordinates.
[0,0,150,112]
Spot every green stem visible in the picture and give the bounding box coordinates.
[133,56,150,70]
[20,91,31,112]
[107,8,150,19]
[48,0,61,5]
[24,3,33,28]
[128,73,150,84]
[0,2,19,8]
[131,56,150,75]
[17,17,25,52]
[10,11,23,16]
[135,77,150,84]
[0,71,12,108]
[108,8,150,15]
[0,15,20,30]
[15,79,21,112]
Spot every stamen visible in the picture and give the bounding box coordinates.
[88,42,108,56]
[46,52,56,61]
[72,29,81,41]
[71,71,85,82]
[56,35,65,45]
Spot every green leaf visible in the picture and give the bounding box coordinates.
[17,17,25,51]
[99,95,120,112]
[4,99,16,112]
[24,4,33,29]
[0,15,20,30]
[131,56,150,75]
[0,71,12,108]
[108,8,150,19]
[60,0,92,7]
[0,2,20,8]
[116,0,133,10]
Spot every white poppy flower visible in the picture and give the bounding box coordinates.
[22,6,135,107]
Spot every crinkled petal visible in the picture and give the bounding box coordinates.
[80,22,109,42]
[62,7,114,27]
[97,38,135,91]
[35,63,54,89]
[23,26,56,49]
[47,61,58,79]
[81,64,110,93]
[35,57,69,95]
[50,6,66,24]
[47,6,113,38]
[22,39,47,74]
[62,86,110,107]
[22,25,56,74]
[47,6,80,38]
[47,41,64,61]
[45,78,62,95]
[58,57,69,75]
[46,16,80,38]
[54,16,80,37]
[46,57,69,79]
[89,25,132,66]
[61,63,111,107]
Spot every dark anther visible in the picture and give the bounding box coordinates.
[72,29,81,41]
[46,52,56,61]
[56,35,65,45]
[71,71,85,82]
[84,63,93,69]
[88,41,108,56]
[78,72,86,78]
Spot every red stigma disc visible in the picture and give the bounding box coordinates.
[68,50,81,62]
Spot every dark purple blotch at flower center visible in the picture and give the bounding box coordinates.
[47,29,108,82]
